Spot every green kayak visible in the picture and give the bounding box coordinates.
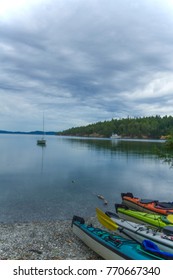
[115,204,173,229]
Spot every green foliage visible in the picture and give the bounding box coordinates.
[165,135,173,149]
[57,115,173,139]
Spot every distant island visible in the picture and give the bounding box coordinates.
[57,115,173,139]
[2,115,173,140]
[0,130,56,135]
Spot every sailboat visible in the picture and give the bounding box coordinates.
[37,113,46,146]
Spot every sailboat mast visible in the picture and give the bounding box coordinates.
[37,113,46,146]
[43,112,45,136]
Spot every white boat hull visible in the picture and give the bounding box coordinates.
[109,213,173,253]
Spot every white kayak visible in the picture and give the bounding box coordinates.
[72,215,172,260]
[106,211,173,253]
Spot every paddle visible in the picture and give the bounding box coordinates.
[96,207,141,244]
[96,207,119,231]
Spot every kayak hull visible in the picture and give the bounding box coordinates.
[121,192,173,215]
[106,211,173,253]
[72,215,165,260]
[115,205,173,228]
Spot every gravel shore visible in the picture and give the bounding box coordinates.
[0,216,103,260]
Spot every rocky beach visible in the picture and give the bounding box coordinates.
[0,217,103,260]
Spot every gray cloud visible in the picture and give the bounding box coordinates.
[1,0,173,131]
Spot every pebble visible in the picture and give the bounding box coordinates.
[0,217,103,260]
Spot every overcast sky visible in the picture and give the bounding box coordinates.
[1,0,173,132]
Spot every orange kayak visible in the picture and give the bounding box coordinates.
[121,192,173,215]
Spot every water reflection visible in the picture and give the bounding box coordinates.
[0,134,172,222]
[37,144,46,173]
[63,137,164,157]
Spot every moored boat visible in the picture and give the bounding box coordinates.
[105,210,173,253]
[121,192,173,215]
[115,204,173,228]
[110,133,121,139]
[37,113,46,146]
[37,138,46,146]
[72,215,173,260]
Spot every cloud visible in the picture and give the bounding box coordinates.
[1,0,173,131]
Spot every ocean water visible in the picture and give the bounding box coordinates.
[0,134,172,222]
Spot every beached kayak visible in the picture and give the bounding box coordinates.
[115,204,173,228]
[121,192,173,215]
[105,210,173,253]
[72,215,173,260]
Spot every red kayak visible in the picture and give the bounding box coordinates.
[121,192,173,215]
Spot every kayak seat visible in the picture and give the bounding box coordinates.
[142,239,173,259]
[162,226,173,235]
[140,199,157,204]
[106,236,122,247]
[155,202,173,209]
[105,211,120,219]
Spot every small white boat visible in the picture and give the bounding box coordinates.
[110,133,121,139]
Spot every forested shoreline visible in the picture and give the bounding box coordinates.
[57,115,173,139]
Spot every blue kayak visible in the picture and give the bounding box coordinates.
[72,215,173,260]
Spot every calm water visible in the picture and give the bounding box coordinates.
[0,134,172,222]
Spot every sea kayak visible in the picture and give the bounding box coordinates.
[115,204,173,228]
[106,210,173,253]
[72,215,173,260]
[121,192,173,215]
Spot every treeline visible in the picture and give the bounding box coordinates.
[57,115,173,139]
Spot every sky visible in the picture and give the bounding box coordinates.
[1,0,173,132]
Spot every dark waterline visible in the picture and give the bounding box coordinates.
[0,134,172,223]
